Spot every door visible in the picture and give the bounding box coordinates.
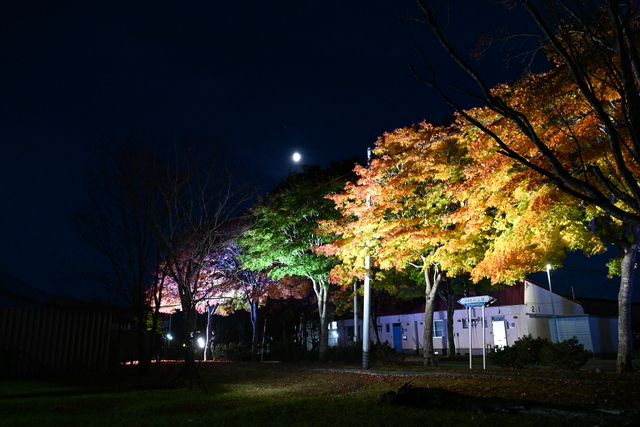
[492,319,507,349]
[392,323,403,352]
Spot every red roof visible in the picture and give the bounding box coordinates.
[374,281,529,317]
[462,281,526,308]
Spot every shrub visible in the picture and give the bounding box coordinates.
[490,345,527,369]
[327,342,362,364]
[491,335,550,368]
[370,341,405,366]
[540,336,593,370]
[325,341,404,366]
[212,343,251,362]
[490,335,592,370]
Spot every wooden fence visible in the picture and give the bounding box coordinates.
[0,307,113,375]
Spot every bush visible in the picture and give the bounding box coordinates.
[327,342,362,364]
[212,343,251,362]
[490,335,550,368]
[325,341,404,366]
[540,337,593,370]
[490,345,527,369]
[370,341,405,366]
[490,335,592,370]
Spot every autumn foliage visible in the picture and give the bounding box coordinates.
[318,1,640,371]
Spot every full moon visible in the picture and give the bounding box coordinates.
[292,152,301,162]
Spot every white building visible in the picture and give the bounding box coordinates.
[329,280,618,357]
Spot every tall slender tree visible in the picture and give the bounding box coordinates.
[319,124,467,366]
[239,160,358,362]
[213,242,305,360]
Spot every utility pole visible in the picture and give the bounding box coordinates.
[362,147,372,369]
[546,264,559,342]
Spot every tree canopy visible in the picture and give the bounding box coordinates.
[414,0,638,373]
[239,160,358,362]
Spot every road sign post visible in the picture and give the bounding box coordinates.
[457,296,496,369]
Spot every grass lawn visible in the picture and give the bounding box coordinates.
[1,360,638,426]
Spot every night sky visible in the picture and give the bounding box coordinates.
[0,1,623,301]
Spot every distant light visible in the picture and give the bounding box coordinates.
[197,337,206,349]
[166,333,173,341]
[292,152,301,162]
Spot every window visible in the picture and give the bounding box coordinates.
[462,318,469,329]
[433,320,445,337]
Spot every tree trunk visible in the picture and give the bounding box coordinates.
[313,279,330,363]
[183,306,198,375]
[137,328,152,375]
[438,281,456,357]
[319,304,329,363]
[136,302,153,375]
[204,304,218,361]
[617,235,637,374]
[422,264,442,367]
[353,281,359,343]
[371,289,382,344]
[446,297,456,357]
[250,300,258,362]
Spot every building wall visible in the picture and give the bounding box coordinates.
[588,316,618,355]
[329,281,611,356]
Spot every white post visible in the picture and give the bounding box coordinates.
[546,264,559,342]
[362,147,372,369]
[468,307,472,369]
[362,255,371,369]
[482,304,486,370]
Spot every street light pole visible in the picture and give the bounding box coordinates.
[362,254,371,369]
[362,147,372,369]
[546,264,560,342]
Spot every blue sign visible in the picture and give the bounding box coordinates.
[458,295,495,307]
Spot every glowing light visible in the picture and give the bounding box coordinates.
[197,337,206,349]
[166,333,173,341]
[292,152,301,162]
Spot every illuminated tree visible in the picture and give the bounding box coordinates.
[150,142,253,373]
[239,160,357,362]
[437,72,634,372]
[319,124,468,366]
[151,248,236,359]
[213,242,305,360]
[320,118,606,366]
[152,239,305,361]
[436,115,605,285]
[414,0,640,372]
